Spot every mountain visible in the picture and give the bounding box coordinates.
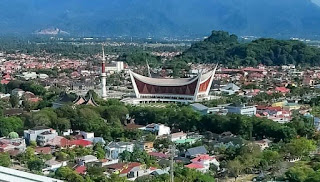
[179,30,320,67]
[1,0,320,38]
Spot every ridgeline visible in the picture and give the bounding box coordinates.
[179,30,320,67]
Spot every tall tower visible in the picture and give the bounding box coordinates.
[101,45,107,99]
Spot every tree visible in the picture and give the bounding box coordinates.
[51,118,71,132]
[75,107,105,132]
[55,167,84,182]
[227,159,244,181]
[0,116,23,137]
[9,95,19,108]
[94,143,106,159]
[154,138,171,152]
[87,166,104,177]
[286,163,314,182]
[305,171,320,182]
[285,138,316,158]
[145,133,156,142]
[261,150,281,170]
[0,153,11,167]
[27,158,44,172]
[29,108,57,127]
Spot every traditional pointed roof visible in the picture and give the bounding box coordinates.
[83,94,99,106]
[73,95,86,105]
[130,70,200,87]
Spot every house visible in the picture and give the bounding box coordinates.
[212,136,244,149]
[46,136,70,148]
[225,104,257,116]
[220,83,240,95]
[185,146,207,158]
[170,132,187,142]
[105,142,134,160]
[0,133,26,154]
[141,123,170,136]
[42,158,67,173]
[35,129,58,146]
[185,154,220,173]
[254,139,272,150]
[78,155,98,165]
[151,168,170,176]
[94,158,119,167]
[274,87,290,95]
[136,141,154,153]
[69,139,92,148]
[85,137,106,145]
[24,91,41,103]
[106,162,150,179]
[190,103,209,114]
[20,72,37,80]
[3,108,24,116]
[105,61,124,73]
[24,126,57,145]
[74,165,87,175]
[148,152,169,159]
[34,147,52,155]
[303,77,315,86]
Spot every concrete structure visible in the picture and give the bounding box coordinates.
[78,155,98,165]
[185,154,220,173]
[101,46,107,99]
[127,65,217,104]
[20,72,37,80]
[220,83,240,95]
[105,142,135,160]
[170,132,187,142]
[0,166,63,182]
[43,159,67,173]
[105,61,124,73]
[225,104,257,116]
[141,123,171,136]
[24,127,57,145]
[136,141,154,153]
[0,135,26,153]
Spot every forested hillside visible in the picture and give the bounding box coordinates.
[179,31,320,67]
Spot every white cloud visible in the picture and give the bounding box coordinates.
[311,0,320,7]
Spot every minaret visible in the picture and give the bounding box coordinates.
[101,45,107,99]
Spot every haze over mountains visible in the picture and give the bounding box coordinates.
[1,0,320,38]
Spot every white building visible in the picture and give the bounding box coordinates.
[105,61,124,73]
[220,83,240,95]
[141,123,171,136]
[78,155,98,165]
[225,104,257,116]
[185,154,220,173]
[43,159,67,173]
[170,132,187,142]
[0,166,63,182]
[38,73,49,79]
[80,131,94,139]
[125,66,217,105]
[20,72,37,80]
[105,142,135,160]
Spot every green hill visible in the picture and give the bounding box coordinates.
[179,30,320,67]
